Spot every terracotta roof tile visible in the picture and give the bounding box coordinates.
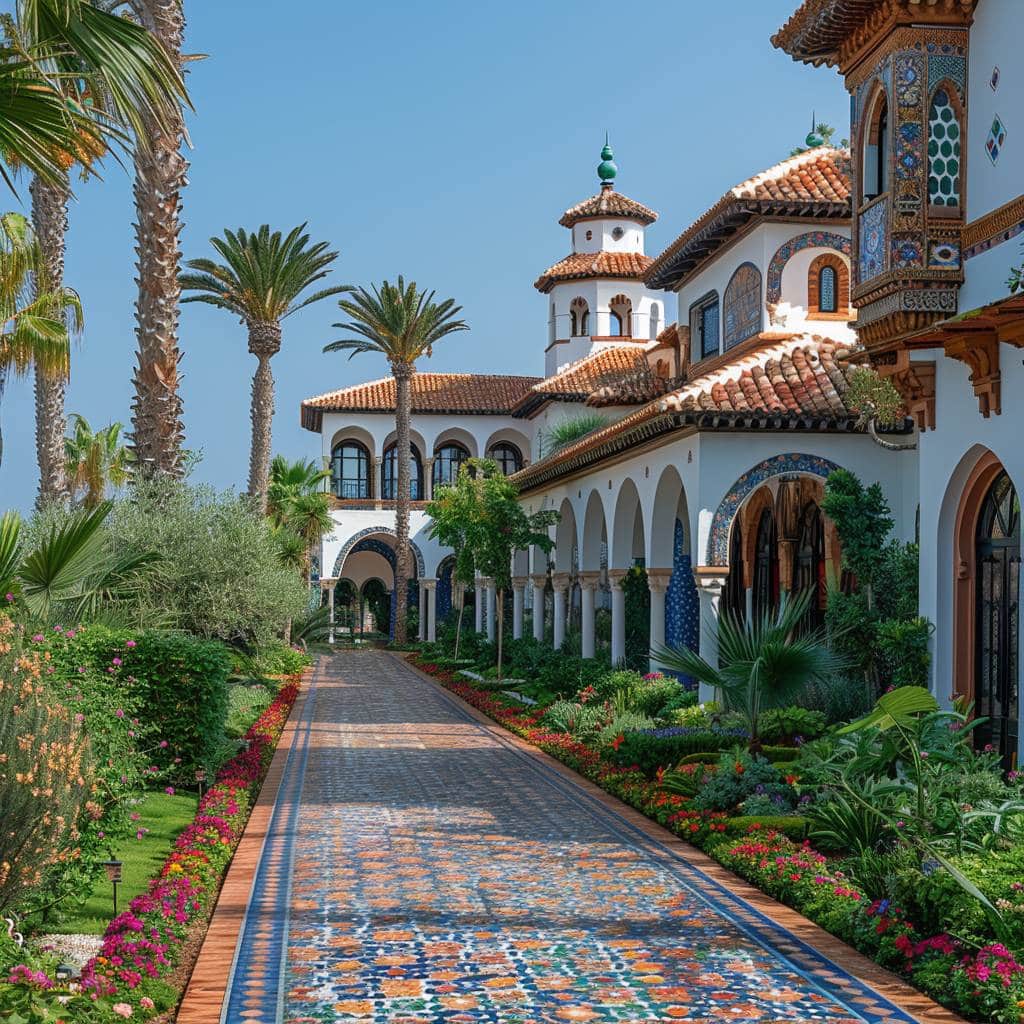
[559,185,658,228]
[771,0,883,66]
[645,148,850,290]
[534,250,654,293]
[301,372,540,430]
[523,346,652,407]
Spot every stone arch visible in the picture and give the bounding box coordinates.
[706,454,842,566]
[432,426,479,459]
[649,465,688,568]
[570,295,590,337]
[611,478,645,570]
[581,490,607,572]
[554,498,578,573]
[766,231,852,305]
[331,527,425,578]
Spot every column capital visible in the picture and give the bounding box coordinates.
[551,572,571,592]
[479,576,494,588]
[319,576,339,590]
[693,565,729,596]
[530,573,548,589]
[422,578,437,591]
[511,576,529,589]
[646,568,673,592]
[608,568,629,589]
[578,570,601,590]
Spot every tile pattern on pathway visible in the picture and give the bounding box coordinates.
[223,653,924,1023]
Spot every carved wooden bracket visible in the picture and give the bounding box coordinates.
[944,329,1001,417]
[890,354,936,431]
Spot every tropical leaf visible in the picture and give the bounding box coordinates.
[0,511,23,595]
[837,685,939,734]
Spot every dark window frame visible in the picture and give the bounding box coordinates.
[331,440,371,500]
[381,442,424,500]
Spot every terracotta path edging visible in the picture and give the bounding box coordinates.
[398,654,967,1024]
[176,663,314,1024]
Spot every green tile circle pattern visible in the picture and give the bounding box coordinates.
[928,89,960,207]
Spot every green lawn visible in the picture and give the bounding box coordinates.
[46,791,199,935]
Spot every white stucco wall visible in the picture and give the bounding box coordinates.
[571,217,646,255]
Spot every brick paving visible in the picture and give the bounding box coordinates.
[199,653,959,1023]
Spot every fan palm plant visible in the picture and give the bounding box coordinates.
[64,413,130,507]
[180,224,344,511]
[267,454,328,526]
[653,590,840,751]
[325,277,468,644]
[10,0,189,503]
[284,492,332,586]
[0,211,81,469]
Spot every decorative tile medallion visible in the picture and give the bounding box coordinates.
[928,239,961,270]
[224,655,929,1024]
[892,234,924,269]
[858,199,888,283]
[707,454,842,566]
[986,114,1007,165]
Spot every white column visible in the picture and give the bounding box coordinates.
[609,569,627,666]
[512,578,527,640]
[531,573,547,643]
[423,579,437,642]
[417,581,426,641]
[552,573,569,650]
[373,457,383,509]
[485,580,496,643]
[424,458,434,501]
[579,571,599,659]
[327,579,336,645]
[646,569,672,673]
[474,581,484,633]
[694,567,728,703]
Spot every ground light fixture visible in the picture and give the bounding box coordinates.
[195,766,206,802]
[54,964,76,984]
[101,858,123,916]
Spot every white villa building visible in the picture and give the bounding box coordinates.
[301,0,1022,768]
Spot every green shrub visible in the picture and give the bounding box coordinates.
[608,725,750,775]
[678,745,796,766]
[693,750,793,813]
[722,816,808,841]
[757,706,827,744]
[875,617,932,689]
[225,684,273,738]
[254,640,310,677]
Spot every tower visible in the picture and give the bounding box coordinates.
[535,142,664,376]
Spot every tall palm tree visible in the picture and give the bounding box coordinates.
[64,413,129,507]
[11,0,189,503]
[113,0,191,480]
[0,211,82,468]
[180,225,344,512]
[284,492,332,587]
[267,454,328,526]
[325,278,468,644]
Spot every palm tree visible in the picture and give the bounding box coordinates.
[325,278,468,644]
[0,211,81,468]
[267,454,328,526]
[10,0,188,503]
[180,225,344,512]
[64,413,130,507]
[653,590,840,752]
[284,492,332,587]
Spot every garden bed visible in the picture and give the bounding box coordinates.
[0,671,306,1023]
[409,654,1024,1024]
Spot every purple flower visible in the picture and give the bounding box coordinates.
[112,657,123,667]
[165,786,175,796]
[31,633,43,643]
[4,593,13,602]
[125,640,137,649]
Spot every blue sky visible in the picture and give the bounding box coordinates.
[0,0,848,510]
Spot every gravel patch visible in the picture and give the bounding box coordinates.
[33,933,103,971]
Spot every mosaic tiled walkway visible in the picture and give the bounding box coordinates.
[221,653,931,1023]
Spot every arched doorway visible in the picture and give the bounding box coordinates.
[752,507,779,622]
[723,520,745,620]
[792,501,825,630]
[975,471,1020,767]
[361,579,391,636]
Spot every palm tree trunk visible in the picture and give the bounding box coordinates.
[0,366,6,469]
[247,322,281,514]
[391,361,413,645]
[30,174,71,507]
[129,0,187,479]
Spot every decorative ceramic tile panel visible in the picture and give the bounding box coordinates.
[859,199,888,282]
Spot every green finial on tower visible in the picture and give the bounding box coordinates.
[805,111,825,148]
[598,133,617,186]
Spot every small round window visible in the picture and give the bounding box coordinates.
[611,226,624,241]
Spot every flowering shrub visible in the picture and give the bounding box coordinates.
[1,676,301,1019]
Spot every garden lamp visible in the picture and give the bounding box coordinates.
[102,858,123,916]
[54,964,75,984]
[195,766,206,801]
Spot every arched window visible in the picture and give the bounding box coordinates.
[723,520,745,621]
[722,262,762,350]
[975,470,1020,767]
[331,440,370,499]
[488,442,522,476]
[689,291,720,360]
[570,296,589,337]
[929,86,962,209]
[752,508,779,622]
[792,501,825,631]
[382,443,423,500]
[863,90,889,201]
[432,442,469,490]
[609,294,632,337]
[818,266,837,312]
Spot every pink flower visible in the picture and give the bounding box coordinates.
[115,709,125,718]
[66,629,76,639]
[140,997,154,1010]
[159,740,168,749]
[112,1003,133,1018]
[112,657,123,667]
[74,713,84,723]
[126,640,137,648]
[165,786,175,796]
[4,593,13,602]
[31,633,43,643]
